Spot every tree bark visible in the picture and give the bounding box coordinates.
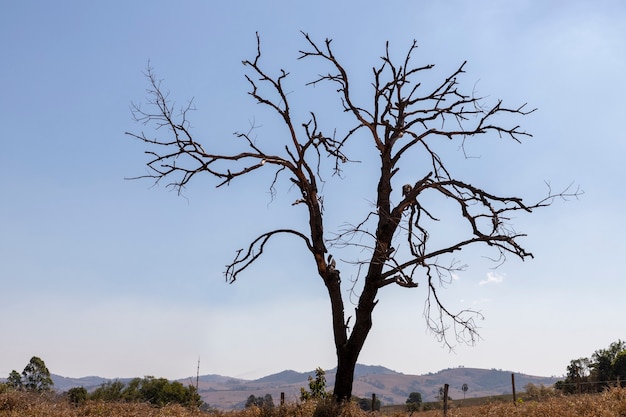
[334,346,359,401]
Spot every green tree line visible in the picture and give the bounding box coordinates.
[556,340,626,394]
[2,357,202,408]
[86,376,202,407]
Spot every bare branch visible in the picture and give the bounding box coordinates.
[424,264,484,347]
[225,229,314,283]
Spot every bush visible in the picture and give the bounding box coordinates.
[406,391,422,413]
[300,368,330,401]
[524,382,555,401]
[67,387,88,405]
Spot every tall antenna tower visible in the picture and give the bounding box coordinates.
[196,357,200,391]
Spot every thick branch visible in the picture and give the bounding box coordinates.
[225,229,314,283]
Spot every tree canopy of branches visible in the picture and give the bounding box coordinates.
[127,32,579,401]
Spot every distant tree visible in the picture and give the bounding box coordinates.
[245,394,257,408]
[263,393,275,409]
[67,387,88,405]
[590,340,626,389]
[135,376,171,406]
[245,394,275,410]
[300,367,330,401]
[557,357,593,394]
[91,380,125,401]
[406,391,423,413]
[121,377,142,402]
[612,350,626,386]
[128,32,580,402]
[21,356,53,392]
[7,370,22,390]
[567,358,591,393]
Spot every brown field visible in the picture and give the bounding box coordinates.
[2,387,626,417]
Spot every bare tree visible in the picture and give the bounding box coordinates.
[126,32,580,402]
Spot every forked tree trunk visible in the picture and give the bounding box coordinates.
[330,157,393,402]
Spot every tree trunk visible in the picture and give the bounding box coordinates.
[332,279,378,402]
[332,149,393,402]
[334,347,358,401]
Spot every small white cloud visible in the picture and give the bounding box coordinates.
[479,272,505,286]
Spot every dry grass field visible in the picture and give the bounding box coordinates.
[2,387,626,417]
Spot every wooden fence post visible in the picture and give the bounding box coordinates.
[511,373,517,405]
[280,392,284,406]
[372,393,376,411]
[443,383,449,416]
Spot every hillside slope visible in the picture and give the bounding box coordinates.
[196,365,560,409]
[38,365,559,410]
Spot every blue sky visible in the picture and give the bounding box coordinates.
[1,1,625,382]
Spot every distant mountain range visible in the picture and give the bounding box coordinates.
[40,364,560,410]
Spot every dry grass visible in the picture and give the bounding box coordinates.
[2,387,626,417]
[0,391,205,417]
[419,387,626,417]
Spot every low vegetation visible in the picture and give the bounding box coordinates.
[2,387,626,416]
[88,376,201,407]
[4,340,626,415]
